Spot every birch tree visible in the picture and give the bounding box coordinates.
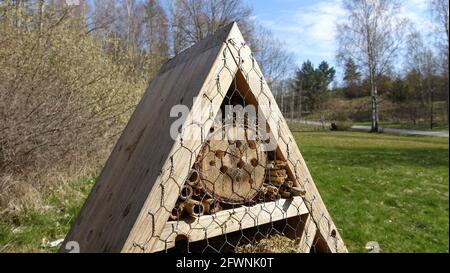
[337,0,408,132]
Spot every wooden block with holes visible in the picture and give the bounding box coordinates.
[60,22,347,253]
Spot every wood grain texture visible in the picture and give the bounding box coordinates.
[153,196,308,252]
[298,215,317,253]
[60,23,238,253]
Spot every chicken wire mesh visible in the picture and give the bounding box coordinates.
[131,39,337,253]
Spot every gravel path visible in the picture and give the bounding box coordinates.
[288,119,449,138]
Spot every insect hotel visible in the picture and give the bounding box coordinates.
[61,22,347,253]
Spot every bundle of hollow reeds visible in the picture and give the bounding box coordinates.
[169,169,222,220]
[263,160,305,201]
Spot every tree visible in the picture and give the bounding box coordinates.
[318,61,336,86]
[291,60,335,115]
[143,0,169,77]
[169,0,252,54]
[248,24,294,88]
[405,29,439,129]
[87,0,169,79]
[337,0,408,132]
[342,57,363,98]
[389,76,410,103]
[430,0,449,123]
[0,0,153,209]
[343,57,360,86]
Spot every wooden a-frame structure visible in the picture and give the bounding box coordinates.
[61,22,347,253]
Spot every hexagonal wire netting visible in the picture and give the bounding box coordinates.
[138,39,334,253]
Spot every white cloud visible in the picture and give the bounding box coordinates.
[406,0,429,11]
[254,0,435,74]
[256,0,347,63]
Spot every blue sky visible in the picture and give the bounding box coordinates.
[246,0,435,80]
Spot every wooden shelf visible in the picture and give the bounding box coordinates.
[153,196,308,252]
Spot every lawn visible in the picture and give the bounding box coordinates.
[352,121,449,131]
[0,131,448,252]
[294,131,449,252]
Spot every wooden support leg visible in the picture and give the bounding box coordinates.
[299,215,317,253]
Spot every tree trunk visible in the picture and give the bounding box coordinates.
[38,0,44,33]
[445,72,449,125]
[369,68,379,132]
[446,87,449,125]
[371,85,379,132]
[291,91,295,120]
[430,89,434,130]
[298,87,302,119]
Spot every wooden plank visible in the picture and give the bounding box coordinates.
[298,215,317,253]
[60,23,239,253]
[123,30,240,253]
[225,25,347,253]
[153,196,309,252]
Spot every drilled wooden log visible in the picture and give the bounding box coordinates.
[284,180,294,188]
[184,199,204,216]
[199,126,267,204]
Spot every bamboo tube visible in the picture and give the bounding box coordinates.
[209,202,222,214]
[202,198,220,215]
[192,187,203,197]
[269,169,286,177]
[265,176,285,187]
[192,180,204,190]
[266,185,278,195]
[268,160,287,167]
[290,186,306,197]
[169,202,184,220]
[180,184,193,200]
[184,199,204,216]
[260,185,268,194]
[186,169,200,187]
[284,180,294,188]
[255,190,266,202]
[265,192,278,201]
[265,185,280,201]
[280,190,291,199]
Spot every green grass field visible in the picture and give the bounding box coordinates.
[352,121,449,131]
[0,131,448,252]
[295,131,449,252]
